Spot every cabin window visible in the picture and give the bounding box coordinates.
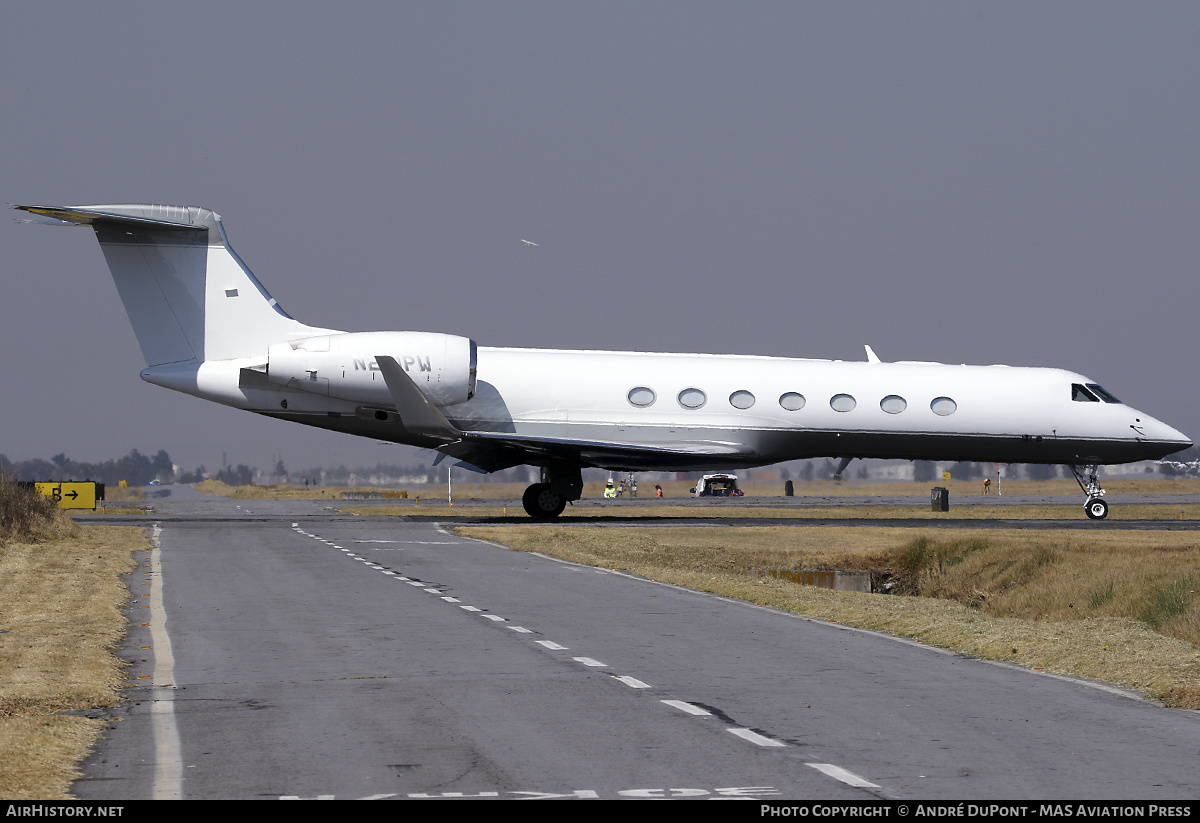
[1086,384,1121,404]
[779,392,806,411]
[1072,384,1100,402]
[880,395,907,414]
[729,390,755,410]
[678,388,707,409]
[830,394,856,412]
[627,387,656,407]
[931,397,957,416]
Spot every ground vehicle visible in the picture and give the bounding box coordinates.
[691,474,743,497]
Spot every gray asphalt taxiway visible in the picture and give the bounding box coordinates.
[71,489,1200,800]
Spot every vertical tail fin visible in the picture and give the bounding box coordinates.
[16,204,328,366]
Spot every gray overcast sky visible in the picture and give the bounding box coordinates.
[2,2,1197,472]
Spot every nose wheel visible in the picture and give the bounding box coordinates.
[1069,464,1109,520]
[1085,497,1109,520]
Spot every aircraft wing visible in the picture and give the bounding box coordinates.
[432,430,756,473]
[376,353,757,471]
[459,430,755,470]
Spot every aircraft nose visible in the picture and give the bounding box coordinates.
[1129,410,1191,457]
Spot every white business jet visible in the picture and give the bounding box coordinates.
[16,204,1191,520]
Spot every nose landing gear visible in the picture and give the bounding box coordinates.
[1069,464,1108,520]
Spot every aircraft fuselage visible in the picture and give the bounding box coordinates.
[141,334,1189,472]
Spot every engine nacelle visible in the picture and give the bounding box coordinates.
[267,331,477,407]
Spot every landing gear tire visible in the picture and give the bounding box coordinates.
[1085,497,1109,520]
[522,483,566,519]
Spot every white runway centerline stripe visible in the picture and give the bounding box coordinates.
[728,728,786,748]
[806,763,879,788]
[536,641,568,650]
[508,626,532,633]
[662,700,712,716]
[574,657,607,667]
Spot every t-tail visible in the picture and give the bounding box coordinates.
[15,204,328,365]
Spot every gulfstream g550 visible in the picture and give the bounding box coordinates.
[17,203,1191,519]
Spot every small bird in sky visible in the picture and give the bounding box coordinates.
[520,239,539,247]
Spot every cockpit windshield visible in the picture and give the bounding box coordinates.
[1072,383,1121,404]
[1086,384,1121,404]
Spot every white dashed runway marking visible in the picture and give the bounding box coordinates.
[728,728,786,747]
[662,700,712,716]
[806,762,880,788]
[614,675,651,689]
[290,523,883,787]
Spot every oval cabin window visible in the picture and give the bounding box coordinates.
[880,395,907,414]
[729,390,755,410]
[931,397,958,416]
[830,394,857,412]
[627,387,656,407]
[678,388,707,409]
[779,392,806,411]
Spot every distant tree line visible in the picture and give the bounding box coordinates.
[0,449,175,486]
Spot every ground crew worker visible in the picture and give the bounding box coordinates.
[604,480,616,499]
[654,484,663,498]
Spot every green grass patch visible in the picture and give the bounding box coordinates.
[1138,577,1196,629]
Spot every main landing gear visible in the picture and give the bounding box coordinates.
[521,462,584,519]
[1069,464,1108,520]
[522,483,566,519]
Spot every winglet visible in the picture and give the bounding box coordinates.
[376,355,462,442]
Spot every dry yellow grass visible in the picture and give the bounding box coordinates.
[103,485,144,502]
[0,526,146,798]
[0,477,80,545]
[193,479,362,499]
[457,525,1200,709]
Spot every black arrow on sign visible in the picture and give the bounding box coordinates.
[64,490,78,500]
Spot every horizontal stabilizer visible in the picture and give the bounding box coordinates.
[15,204,204,231]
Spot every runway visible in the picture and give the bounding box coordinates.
[73,492,1200,800]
